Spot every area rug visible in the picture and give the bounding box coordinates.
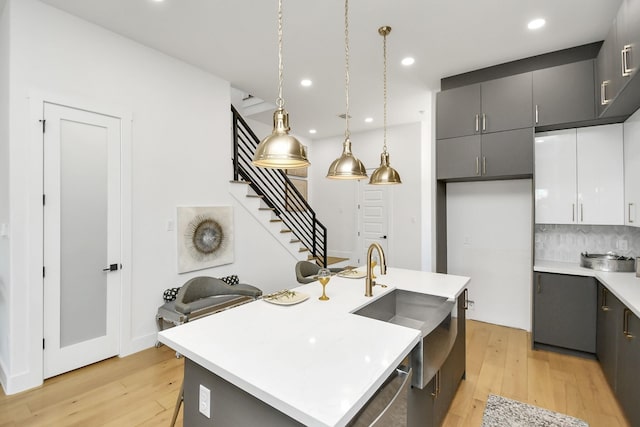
[481,394,589,427]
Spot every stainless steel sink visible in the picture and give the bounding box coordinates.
[353,289,457,389]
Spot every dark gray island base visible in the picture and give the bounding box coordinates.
[182,291,467,427]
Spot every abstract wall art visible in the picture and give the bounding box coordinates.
[177,206,234,273]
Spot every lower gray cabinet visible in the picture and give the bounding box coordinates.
[408,290,467,427]
[533,272,597,354]
[615,305,640,427]
[596,283,621,389]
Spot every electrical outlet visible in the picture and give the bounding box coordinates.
[617,239,628,251]
[467,300,475,311]
[199,384,210,418]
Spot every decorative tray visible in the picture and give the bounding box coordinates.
[262,290,309,305]
[337,269,367,279]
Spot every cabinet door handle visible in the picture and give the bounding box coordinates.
[629,203,634,223]
[482,113,486,132]
[622,45,633,77]
[580,204,584,222]
[601,287,610,311]
[475,114,480,133]
[431,371,440,398]
[535,104,539,124]
[623,308,634,340]
[482,156,486,175]
[572,203,575,222]
[475,157,480,175]
[601,80,611,105]
[463,288,469,309]
[536,275,542,294]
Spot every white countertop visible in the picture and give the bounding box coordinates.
[158,267,470,427]
[534,260,640,318]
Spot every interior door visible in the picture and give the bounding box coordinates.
[358,183,389,265]
[43,102,121,378]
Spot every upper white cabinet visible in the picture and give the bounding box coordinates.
[535,124,624,225]
[624,109,640,226]
[535,130,577,224]
[577,125,624,225]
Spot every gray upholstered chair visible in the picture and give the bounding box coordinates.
[295,260,344,284]
[156,276,262,334]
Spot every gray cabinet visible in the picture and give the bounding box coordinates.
[596,20,622,115]
[596,283,621,390]
[437,128,532,180]
[436,85,481,140]
[533,60,596,126]
[408,290,467,427]
[616,307,640,426]
[533,272,597,354]
[616,306,640,427]
[595,282,640,426]
[596,0,640,117]
[436,73,532,140]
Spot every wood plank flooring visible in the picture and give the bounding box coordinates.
[443,320,630,427]
[0,320,629,426]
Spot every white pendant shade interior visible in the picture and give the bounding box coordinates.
[326,0,367,180]
[370,26,401,185]
[252,0,309,169]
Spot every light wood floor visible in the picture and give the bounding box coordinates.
[0,320,629,426]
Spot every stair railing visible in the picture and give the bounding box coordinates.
[231,105,328,267]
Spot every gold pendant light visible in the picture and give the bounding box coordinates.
[326,0,367,180]
[253,0,310,169]
[370,26,402,185]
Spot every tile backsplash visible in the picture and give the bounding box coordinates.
[535,224,640,263]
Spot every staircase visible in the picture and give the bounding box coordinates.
[230,105,328,267]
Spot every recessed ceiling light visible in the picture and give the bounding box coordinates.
[309,129,317,134]
[528,18,546,30]
[300,79,312,87]
[364,117,374,123]
[401,57,415,66]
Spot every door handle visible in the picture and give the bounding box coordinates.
[535,104,539,124]
[629,203,634,223]
[482,157,486,175]
[102,263,120,272]
[482,114,486,132]
[623,308,634,340]
[601,287,610,312]
[475,114,479,133]
[601,80,611,105]
[622,45,633,77]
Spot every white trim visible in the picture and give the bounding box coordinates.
[25,90,132,390]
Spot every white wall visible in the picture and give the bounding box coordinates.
[0,0,10,388]
[446,180,533,331]
[2,0,299,394]
[311,120,430,270]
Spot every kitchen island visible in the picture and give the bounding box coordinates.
[158,267,469,427]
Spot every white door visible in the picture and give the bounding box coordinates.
[43,102,121,378]
[577,124,624,225]
[624,110,640,226]
[534,129,577,224]
[357,183,389,265]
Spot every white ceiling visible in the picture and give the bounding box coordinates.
[38,0,622,139]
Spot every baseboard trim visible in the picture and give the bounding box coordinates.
[120,332,157,358]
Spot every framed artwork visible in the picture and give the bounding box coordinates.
[177,206,234,273]
[286,178,308,211]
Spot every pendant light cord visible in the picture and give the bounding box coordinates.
[382,30,388,153]
[276,0,284,108]
[344,0,351,139]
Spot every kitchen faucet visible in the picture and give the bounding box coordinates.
[365,242,387,297]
